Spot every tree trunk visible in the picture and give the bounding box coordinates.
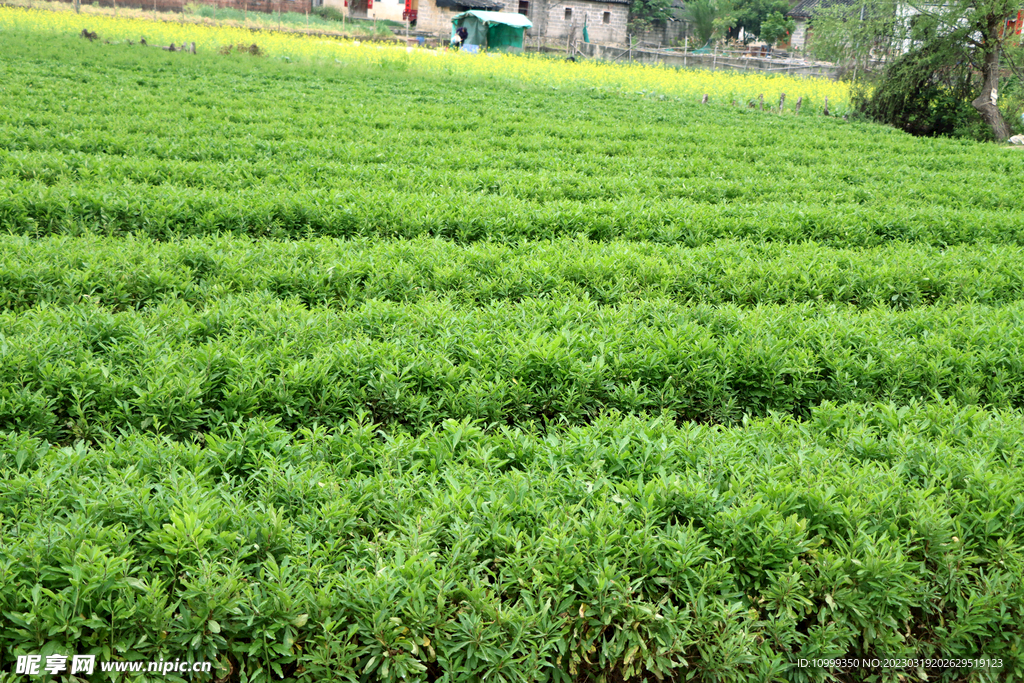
[972,15,1011,142]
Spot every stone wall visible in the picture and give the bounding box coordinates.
[790,18,808,50]
[634,16,687,47]
[532,0,626,44]
[414,0,470,36]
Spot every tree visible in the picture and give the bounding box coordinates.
[862,37,979,136]
[726,0,791,42]
[759,10,796,46]
[809,0,901,76]
[813,0,1018,140]
[964,2,1016,139]
[904,0,1018,139]
[628,0,673,37]
[685,0,735,45]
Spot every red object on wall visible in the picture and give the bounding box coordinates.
[1005,10,1023,37]
[367,0,372,8]
[403,0,416,21]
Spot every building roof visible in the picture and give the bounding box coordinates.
[788,0,860,19]
[558,0,631,6]
[452,9,533,26]
[436,0,504,10]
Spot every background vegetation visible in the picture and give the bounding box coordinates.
[809,0,1023,141]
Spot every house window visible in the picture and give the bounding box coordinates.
[602,10,609,22]
[564,7,571,20]
[518,0,528,15]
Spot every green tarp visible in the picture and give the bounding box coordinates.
[451,10,532,52]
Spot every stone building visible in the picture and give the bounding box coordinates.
[526,0,629,45]
[415,0,628,44]
[415,0,503,35]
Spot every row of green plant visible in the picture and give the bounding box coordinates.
[3,234,1024,312]
[0,32,1020,245]
[4,293,1024,442]
[2,401,1021,682]
[8,180,1019,245]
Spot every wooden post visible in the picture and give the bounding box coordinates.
[758,93,763,111]
[701,93,708,105]
[795,96,802,115]
[779,92,785,113]
[823,96,829,116]
[683,35,687,66]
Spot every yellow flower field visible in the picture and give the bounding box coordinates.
[0,5,852,110]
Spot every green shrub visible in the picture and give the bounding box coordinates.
[312,6,346,22]
[861,40,991,140]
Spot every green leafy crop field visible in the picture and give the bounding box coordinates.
[1,25,1024,683]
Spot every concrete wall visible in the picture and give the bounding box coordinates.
[323,0,409,21]
[367,0,408,23]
